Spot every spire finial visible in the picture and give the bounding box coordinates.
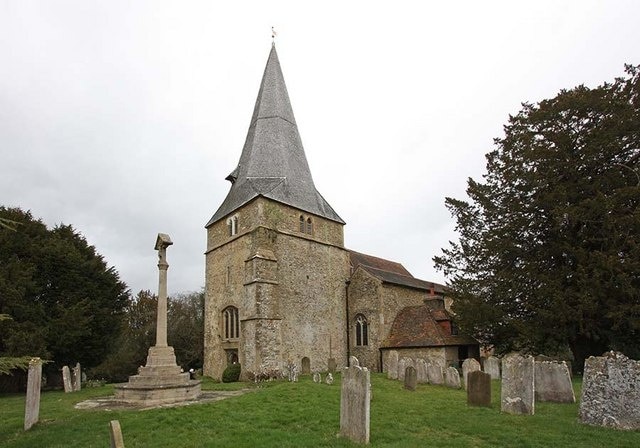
[271,26,277,44]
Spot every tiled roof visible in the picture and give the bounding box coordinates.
[383,304,478,348]
[206,45,344,227]
[349,250,412,277]
[349,250,448,293]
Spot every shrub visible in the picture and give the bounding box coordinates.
[222,363,241,383]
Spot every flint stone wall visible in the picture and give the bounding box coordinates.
[387,351,399,380]
[501,354,535,415]
[579,351,640,430]
[534,360,575,403]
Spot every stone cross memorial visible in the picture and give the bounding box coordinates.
[340,357,370,444]
[114,234,201,405]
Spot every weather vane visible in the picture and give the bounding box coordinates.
[271,26,277,44]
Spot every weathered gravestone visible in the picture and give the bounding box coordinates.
[313,372,321,383]
[109,420,125,448]
[462,358,481,389]
[444,367,461,389]
[24,358,42,431]
[398,358,415,382]
[579,351,640,430]
[501,353,535,415]
[416,359,428,384]
[427,362,444,385]
[404,366,417,391]
[62,365,73,393]
[483,356,501,380]
[535,360,575,403]
[72,362,81,392]
[340,358,371,444]
[467,370,491,407]
[387,350,399,380]
[326,373,334,385]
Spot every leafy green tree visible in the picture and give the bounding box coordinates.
[434,65,640,369]
[0,207,130,376]
[168,290,204,370]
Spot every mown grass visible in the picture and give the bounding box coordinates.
[1,374,638,447]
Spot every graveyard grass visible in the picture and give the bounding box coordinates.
[1,374,638,447]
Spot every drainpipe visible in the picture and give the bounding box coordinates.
[345,279,351,367]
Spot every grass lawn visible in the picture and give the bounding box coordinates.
[1,374,638,447]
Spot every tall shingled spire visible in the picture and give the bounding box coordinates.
[206,45,344,227]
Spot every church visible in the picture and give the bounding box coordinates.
[203,45,478,380]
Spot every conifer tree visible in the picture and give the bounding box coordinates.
[434,66,640,368]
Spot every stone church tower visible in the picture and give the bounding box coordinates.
[203,45,349,380]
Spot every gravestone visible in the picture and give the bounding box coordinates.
[387,350,399,380]
[467,370,491,407]
[398,358,415,382]
[501,353,535,415]
[416,359,428,384]
[535,360,575,403]
[350,355,360,367]
[313,372,321,383]
[288,363,299,382]
[462,358,481,389]
[340,359,370,444]
[24,358,42,431]
[427,362,444,385]
[579,351,640,430]
[72,362,81,391]
[328,358,337,373]
[62,365,73,393]
[484,356,501,380]
[404,366,417,391]
[109,420,125,448]
[444,367,461,389]
[326,373,334,385]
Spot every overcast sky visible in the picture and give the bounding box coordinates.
[2,1,639,296]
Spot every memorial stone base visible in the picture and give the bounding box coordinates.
[114,346,201,406]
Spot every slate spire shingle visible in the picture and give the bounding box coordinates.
[206,44,344,227]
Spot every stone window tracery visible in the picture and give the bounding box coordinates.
[223,306,239,339]
[355,314,368,346]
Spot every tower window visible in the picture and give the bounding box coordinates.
[227,215,238,236]
[223,306,240,339]
[355,314,368,346]
[299,215,313,234]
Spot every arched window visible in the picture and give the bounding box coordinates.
[223,306,239,339]
[227,215,238,236]
[306,217,313,234]
[355,314,368,346]
[299,215,305,232]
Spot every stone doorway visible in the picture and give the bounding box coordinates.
[301,357,311,374]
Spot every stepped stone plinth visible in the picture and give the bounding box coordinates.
[114,234,201,405]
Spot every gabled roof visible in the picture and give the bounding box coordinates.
[206,45,344,227]
[348,250,447,293]
[383,304,478,348]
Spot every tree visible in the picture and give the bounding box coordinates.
[92,289,204,381]
[0,207,130,377]
[434,65,640,369]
